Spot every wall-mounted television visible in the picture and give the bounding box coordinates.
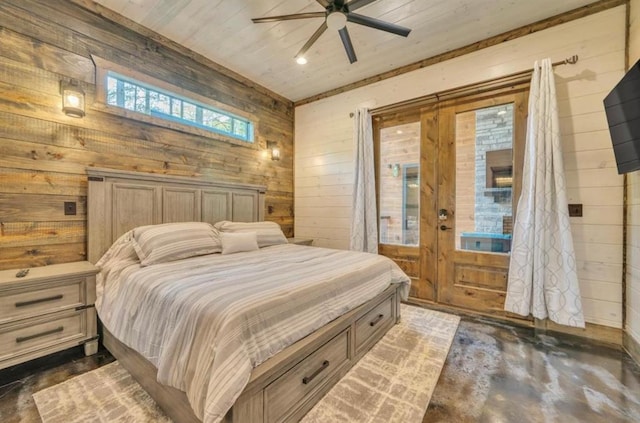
[604,59,640,174]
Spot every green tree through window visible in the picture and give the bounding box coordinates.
[106,73,253,143]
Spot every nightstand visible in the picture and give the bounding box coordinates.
[287,238,313,246]
[0,261,99,370]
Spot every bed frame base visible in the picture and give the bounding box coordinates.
[102,283,402,423]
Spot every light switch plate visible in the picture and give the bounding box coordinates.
[568,204,583,217]
[64,201,77,216]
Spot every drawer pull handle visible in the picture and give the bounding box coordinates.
[302,360,330,385]
[16,326,64,343]
[369,313,385,327]
[15,295,64,308]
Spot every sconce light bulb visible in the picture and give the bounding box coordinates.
[65,94,80,107]
[267,141,281,161]
[296,56,307,65]
[61,80,85,118]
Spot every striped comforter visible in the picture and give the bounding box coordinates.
[96,239,410,423]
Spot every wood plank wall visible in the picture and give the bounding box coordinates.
[295,7,626,328]
[626,0,640,351]
[0,0,294,271]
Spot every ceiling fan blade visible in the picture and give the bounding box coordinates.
[338,27,357,64]
[346,0,377,11]
[316,0,331,7]
[347,13,411,37]
[252,12,325,23]
[295,22,328,59]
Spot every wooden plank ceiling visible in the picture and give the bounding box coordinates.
[92,0,599,101]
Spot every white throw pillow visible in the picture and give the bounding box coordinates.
[220,231,259,255]
[214,221,287,248]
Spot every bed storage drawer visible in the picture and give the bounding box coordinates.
[264,328,351,423]
[0,278,85,324]
[355,295,394,353]
[0,309,87,363]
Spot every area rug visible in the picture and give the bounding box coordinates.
[33,304,460,423]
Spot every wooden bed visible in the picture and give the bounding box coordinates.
[87,168,402,423]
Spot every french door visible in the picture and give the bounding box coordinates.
[376,90,528,318]
[376,111,432,300]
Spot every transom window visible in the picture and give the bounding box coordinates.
[106,73,253,143]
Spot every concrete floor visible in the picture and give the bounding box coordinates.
[1,316,639,423]
[424,317,640,422]
[0,347,114,423]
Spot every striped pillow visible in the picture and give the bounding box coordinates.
[214,221,288,248]
[132,222,221,266]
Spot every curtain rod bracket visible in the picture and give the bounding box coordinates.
[551,54,578,68]
[563,54,579,65]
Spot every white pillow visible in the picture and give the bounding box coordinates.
[132,222,221,266]
[220,232,259,255]
[214,221,287,248]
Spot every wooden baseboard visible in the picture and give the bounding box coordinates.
[543,320,623,348]
[623,331,640,366]
[405,297,623,347]
[405,297,534,329]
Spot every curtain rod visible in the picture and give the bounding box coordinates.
[349,54,579,118]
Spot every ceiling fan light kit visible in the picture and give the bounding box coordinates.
[326,11,347,30]
[252,0,411,65]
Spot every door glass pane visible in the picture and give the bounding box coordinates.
[379,122,420,246]
[455,104,513,253]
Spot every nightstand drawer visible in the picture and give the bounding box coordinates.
[0,278,85,324]
[0,309,86,362]
[355,295,394,353]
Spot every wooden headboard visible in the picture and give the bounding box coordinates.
[87,168,266,263]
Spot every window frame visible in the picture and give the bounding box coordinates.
[92,56,258,149]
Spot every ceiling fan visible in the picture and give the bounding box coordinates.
[252,0,412,64]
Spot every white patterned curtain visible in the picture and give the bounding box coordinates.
[350,108,378,254]
[504,59,585,328]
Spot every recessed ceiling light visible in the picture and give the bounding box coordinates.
[396,130,403,134]
[296,56,308,65]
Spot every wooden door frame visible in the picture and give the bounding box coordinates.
[418,105,438,301]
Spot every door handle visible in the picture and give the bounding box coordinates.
[440,225,452,231]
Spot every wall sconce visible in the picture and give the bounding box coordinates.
[267,141,281,161]
[60,80,85,118]
[388,163,400,177]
